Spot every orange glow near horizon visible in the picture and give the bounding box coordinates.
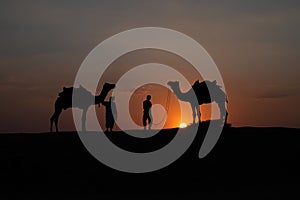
[179,122,187,128]
[128,83,182,129]
[95,83,220,131]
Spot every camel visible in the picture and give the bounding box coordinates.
[167,80,228,124]
[50,82,115,132]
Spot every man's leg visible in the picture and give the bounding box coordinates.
[143,114,147,130]
[148,115,152,130]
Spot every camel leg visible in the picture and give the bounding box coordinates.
[218,102,226,123]
[82,109,87,132]
[196,105,201,123]
[50,112,59,132]
[191,103,200,124]
[54,109,62,133]
[50,99,63,133]
[54,112,61,133]
[50,110,61,133]
[50,106,62,133]
[191,103,196,124]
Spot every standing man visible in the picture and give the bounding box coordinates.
[143,95,152,130]
[102,96,117,133]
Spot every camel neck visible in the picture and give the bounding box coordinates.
[95,89,109,104]
[171,85,186,100]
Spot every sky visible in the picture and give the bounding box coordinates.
[0,0,299,132]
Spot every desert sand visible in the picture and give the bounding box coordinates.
[0,126,299,199]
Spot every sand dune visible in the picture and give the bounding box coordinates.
[0,126,299,199]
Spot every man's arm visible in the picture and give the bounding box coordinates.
[149,102,152,119]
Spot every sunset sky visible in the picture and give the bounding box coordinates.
[0,0,299,132]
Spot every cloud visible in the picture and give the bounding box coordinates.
[256,92,291,99]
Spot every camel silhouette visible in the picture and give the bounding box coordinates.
[50,83,115,132]
[167,80,228,124]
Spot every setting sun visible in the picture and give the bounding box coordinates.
[179,123,187,128]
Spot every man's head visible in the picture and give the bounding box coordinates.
[146,95,151,100]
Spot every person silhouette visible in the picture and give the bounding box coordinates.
[102,96,117,133]
[143,95,152,130]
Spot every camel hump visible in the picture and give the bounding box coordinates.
[58,85,93,99]
[192,80,226,103]
[192,80,217,88]
[74,85,93,97]
[192,80,209,90]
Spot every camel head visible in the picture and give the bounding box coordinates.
[103,82,116,91]
[167,81,179,89]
